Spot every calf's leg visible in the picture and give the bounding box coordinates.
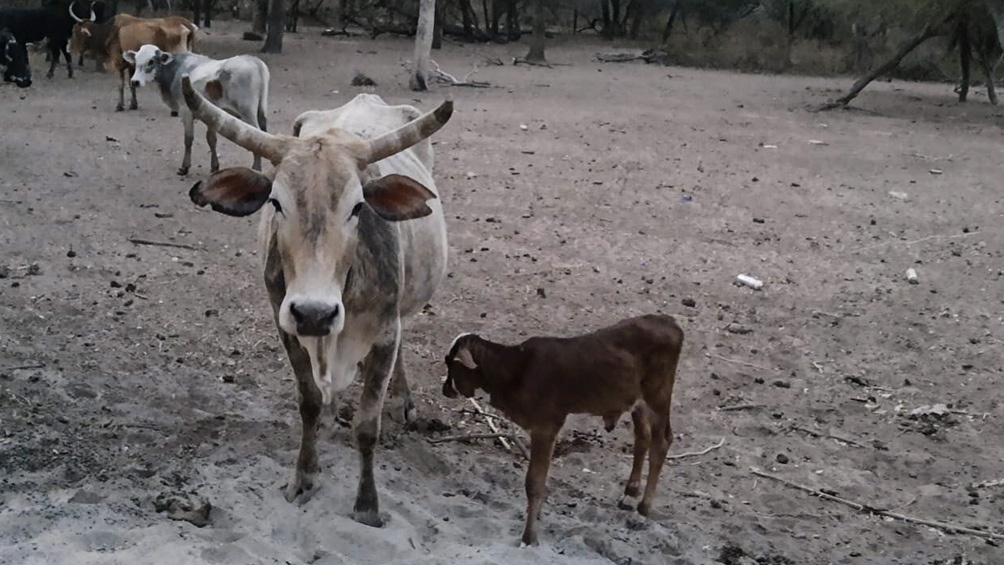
[636,405,672,517]
[116,68,126,111]
[60,42,73,79]
[352,325,401,527]
[522,428,558,546]
[622,404,651,504]
[45,42,59,79]
[981,55,999,105]
[281,331,323,503]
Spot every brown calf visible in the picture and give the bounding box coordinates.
[103,15,197,111]
[442,313,683,546]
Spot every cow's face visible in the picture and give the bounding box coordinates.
[1,31,31,88]
[70,22,96,56]
[123,44,171,87]
[191,137,435,339]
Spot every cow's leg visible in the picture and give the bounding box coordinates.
[206,126,220,173]
[521,427,558,547]
[179,112,195,176]
[129,71,138,110]
[390,340,417,425]
[280,331,323,503]
[46,42,58,79]
[959,31,971,103]
[61,41,73,79]
[251,110,266,171]
[116,68,126,111]
[351,323,401,527]
[981,55,999,105]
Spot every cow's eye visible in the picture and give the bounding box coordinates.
[268,198,283,214]
[350,202,364,218]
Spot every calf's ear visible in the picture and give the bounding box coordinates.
[123,50,136,64]
[158,52,173,65]
[190,167,273,217]
[456,347,478,370]
[362,174,437,221]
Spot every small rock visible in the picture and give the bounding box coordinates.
[681,298,696,308]
[772,380,791,389]
[536,287,546,298]
[726,324,753,335]
[776,453,789,464]
[154,492,211,527]
[351,72,377,87]
[69,490,104,504]
[67,249,77,258]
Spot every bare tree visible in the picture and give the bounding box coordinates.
[410,0,436,90]
[262,0,286,53]
[252,0,269,36]
[523,0,547,63]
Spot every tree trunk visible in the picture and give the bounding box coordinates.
[817,24,943,111]
[523,0,546,63]
[660,0,681,45]
[253,0,268,35]
[432,0,444,49]
[600,0,611,39]
[262,0,286,53]
[610,0,621,36]
[628,0,645,39]
[483,0,493,34]
[505,0,517,39]
[410,0,435,90]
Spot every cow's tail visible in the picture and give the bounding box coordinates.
[257,60,270,133]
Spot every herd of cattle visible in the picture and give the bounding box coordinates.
[1,2,684,547]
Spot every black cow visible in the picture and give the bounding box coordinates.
[1,28,31,88]
[0,4,79,80]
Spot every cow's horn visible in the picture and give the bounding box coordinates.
[366,97,453,164]
[68,2,84,23]
[180,75,291,165]
[89,1,97,21]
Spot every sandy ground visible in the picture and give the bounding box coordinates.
[2,21,1004,565]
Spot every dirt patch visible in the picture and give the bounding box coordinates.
[2,21,1003,565]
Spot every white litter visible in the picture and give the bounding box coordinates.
[906,268,919,284]
[737,274,764,290]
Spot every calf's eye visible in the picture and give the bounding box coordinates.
[268,198,283,214]
[350,202,364,218]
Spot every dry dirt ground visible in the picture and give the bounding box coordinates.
[2,21,1004,565]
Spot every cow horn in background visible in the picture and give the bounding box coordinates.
[366,97,453,164]
[89,1,97,21]
[181,75,291,165]
[68,2,84,23]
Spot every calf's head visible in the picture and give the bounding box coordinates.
[123,44,171,87]
[0,29,31,88]
[181,76,452,399]
[442,333,484,399]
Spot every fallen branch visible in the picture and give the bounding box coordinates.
[0,363,45,372]
[668,437,725,460]
[428,432,522,445]
[127,237,199,251]
[789,425,865,448]
[471,398,529,459]
[751,467,1004,541]
[717,403,765,412]
[707,353,770,371]
[428,60,492,88]
[513,57,552,68]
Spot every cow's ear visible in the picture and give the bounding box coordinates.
[122,50,136,64]
[81,28,92,37]
[158,51,173,65]
[190,167,272,217]
[362,174,436,222]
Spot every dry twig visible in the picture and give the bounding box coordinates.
[717,404,765,412]
[0,363,45,372]
[428,432,522,445]
[751,467,1004,541]
[789,426,865,448]
[668,437,725,460]
[127,237,199,251]
[707,353,770,371]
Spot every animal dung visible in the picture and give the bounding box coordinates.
[737,274,763,290]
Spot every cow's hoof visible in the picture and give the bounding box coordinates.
[115,105,124,112]
[170,111,179,117]
[403,402,418,428]
[283,472,318,504]
[351,509,387,528]
[636,500,652,517]
[177,167,189,176]
[617,494,638,511]
[129,103,138,111]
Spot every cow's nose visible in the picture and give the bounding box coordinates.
[289,301,340,336]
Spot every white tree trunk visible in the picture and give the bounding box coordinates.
[410,0,436,91]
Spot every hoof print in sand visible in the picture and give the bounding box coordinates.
[154,492,212,527]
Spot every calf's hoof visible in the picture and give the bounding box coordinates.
[519,532,539,547]
[351,509,387,528]
[177,167,190,176]
[617,494,639,511]
[636,500,652,517]
[129,102,138,111]
[171,111,179,117]
[283,471,319,504]
[403,401,418,427]
[115,105,124,112]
